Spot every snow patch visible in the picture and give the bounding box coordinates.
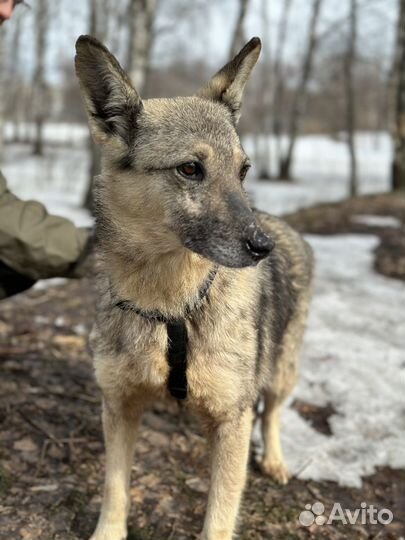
[275,235,404,487]
[245,132,392,215]
[351,215,402,228]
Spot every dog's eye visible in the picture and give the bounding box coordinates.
[240,164,250,182]
[176,162,204,181]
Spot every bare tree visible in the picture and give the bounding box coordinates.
[0,28,6,161]
[255,0,271,179]
[273,0,293,170]
[392,0,405,191]
[107,0,131,57]
[344,0,358,197]
[127,0,158,94]
[229,0,250,59]
[84,0,106,211]
[32,0,48,156]
[279,0,323,180]
[6,12,24,142]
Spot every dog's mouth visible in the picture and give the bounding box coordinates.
[183,234,274,269]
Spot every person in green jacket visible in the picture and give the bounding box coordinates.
[0,0,92,299]
[0,172,92,299]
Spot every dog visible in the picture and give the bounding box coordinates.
[75,34,313,540]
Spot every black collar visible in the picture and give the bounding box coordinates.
[114,266,217,324]
[114,266,218,401]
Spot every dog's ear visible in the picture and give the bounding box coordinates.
[197,37,261,124]
[75,35,142,146]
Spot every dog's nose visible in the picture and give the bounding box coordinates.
[245,228,274,261]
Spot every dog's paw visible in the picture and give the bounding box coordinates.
[200,530,233,540]
[259,459,290,485]
[89,523,126,540]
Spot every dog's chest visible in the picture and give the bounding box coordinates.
[93,309,257,414]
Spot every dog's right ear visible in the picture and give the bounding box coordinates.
[75,35,142,147]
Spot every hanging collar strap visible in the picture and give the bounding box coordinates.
[114,266,217,401]
[166,319,188,400]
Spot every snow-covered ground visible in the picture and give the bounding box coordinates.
[245,132,392,214]
[278,235,404,487]
[1,142,92,227]
[1,130,403,487]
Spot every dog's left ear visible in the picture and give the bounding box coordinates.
[197,37,261,124]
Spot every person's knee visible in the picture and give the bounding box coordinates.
[0,260,36,299]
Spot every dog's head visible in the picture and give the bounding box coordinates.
[75,35,274,268]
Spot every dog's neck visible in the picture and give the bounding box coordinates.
[104,247,215,318]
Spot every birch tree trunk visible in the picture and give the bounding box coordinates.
[127,0,158,95]
[32,0,48,156]
[0,28,6,161]
[256,0,271,179]
[229,0,250,59]
[392,0,405,191]
[84,0,102,211]
[344,0,358,197]
[273,0,293,171]
[7,13,23,142]
[279,0,323,180]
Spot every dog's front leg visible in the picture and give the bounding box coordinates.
[201,407,253,540]
[90,397,142,540]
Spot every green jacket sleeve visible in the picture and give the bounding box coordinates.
[0,170,90,281]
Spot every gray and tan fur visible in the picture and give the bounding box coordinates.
[75,35,314,540]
